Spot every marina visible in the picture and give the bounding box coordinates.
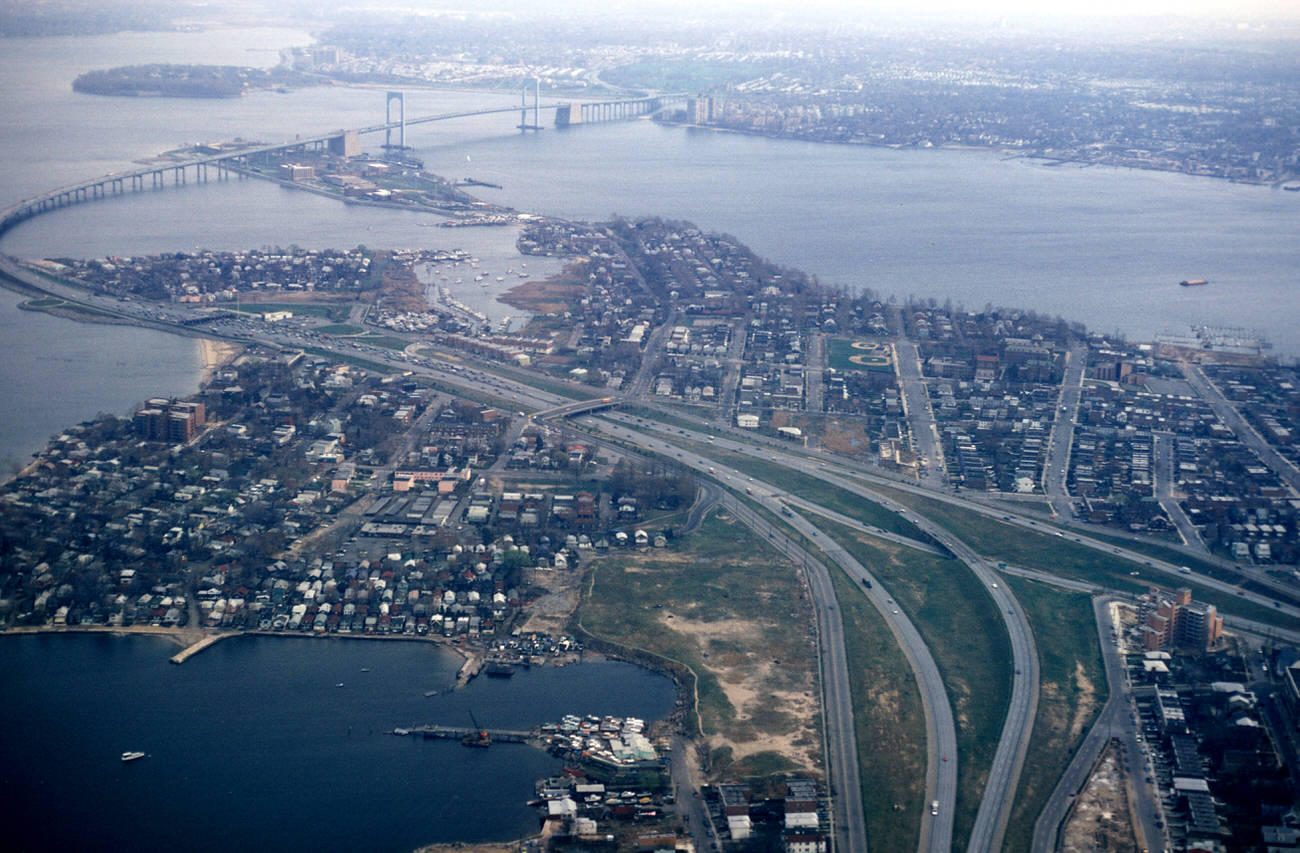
[394,713,661,768]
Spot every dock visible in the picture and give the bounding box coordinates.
[169,633,226,664]
[396,725,534,744]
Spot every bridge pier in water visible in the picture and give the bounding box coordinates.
[519,78,543,131]
[385,91,406,149]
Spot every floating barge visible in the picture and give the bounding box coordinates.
[484,661,516,678]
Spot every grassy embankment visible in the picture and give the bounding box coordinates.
[631,433,931,544]
[999,576,1108,853]
[822,520,1011,850]
[868,485,1300,632]
[1021,521,1300,606]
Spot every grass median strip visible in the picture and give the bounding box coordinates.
[999,576,1107,853]
[823,519,1012,850]
[868,485,1300,632]
[828,567,926,853]
[646,436,934,544]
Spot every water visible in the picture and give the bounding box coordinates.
[0,28,558,463]
[0,287,204,472]
[412,121,1300,356]
[0,633,677,853]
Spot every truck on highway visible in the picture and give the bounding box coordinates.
[930,800,939,816]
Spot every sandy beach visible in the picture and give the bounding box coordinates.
[197,336,243,383]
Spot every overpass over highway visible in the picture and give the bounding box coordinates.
[531,396,623,420]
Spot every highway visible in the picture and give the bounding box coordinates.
[586,415,955,853]
[819,479,1039,853]
[606,409,1300,851]
[781,494,947,556]
[625,411,1300,622]
[12,248,1300,852]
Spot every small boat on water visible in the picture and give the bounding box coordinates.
[121,751,146,763]
[1179,278,1209,287]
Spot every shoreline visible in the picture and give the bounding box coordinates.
[4,625,488,680]
[658,118,1290,189]
[197,335,243,383]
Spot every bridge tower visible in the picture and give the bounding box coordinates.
[385,91,406,149]
[518,78,542,131]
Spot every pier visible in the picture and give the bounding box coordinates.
[169,633,226,664]
[397,725,534,744]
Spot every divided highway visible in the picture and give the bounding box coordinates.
[589,415,960,853]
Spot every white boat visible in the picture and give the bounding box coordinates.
[121,751,146,762]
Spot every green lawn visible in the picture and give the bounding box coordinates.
[651,438,934,544]
[826,337,894,373]
[1000,576,1108,853]
[357,334,411,351]
[824,520,1012,850]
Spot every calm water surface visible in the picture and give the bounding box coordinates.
[0,633,676,853]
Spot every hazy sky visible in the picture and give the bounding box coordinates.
[359,0,1299,19]
[749,0,1298,19]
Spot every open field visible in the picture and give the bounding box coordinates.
[576,512,823,780]
[870,485,1300,632]
[828,567,926,853]
[1000,576,1107,853]
[824,520,1011,849]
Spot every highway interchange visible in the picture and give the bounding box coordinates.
[6,245,1300,853]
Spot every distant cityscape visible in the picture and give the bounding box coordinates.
[3,4,1300,853]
